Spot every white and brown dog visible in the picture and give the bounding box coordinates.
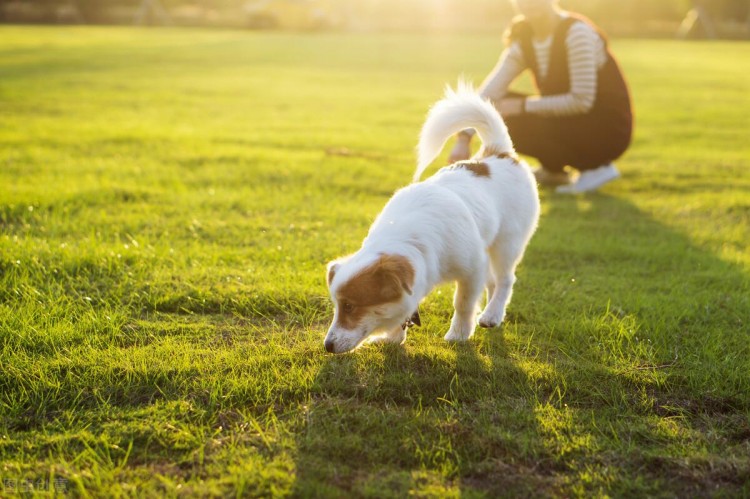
[324,85,540,353]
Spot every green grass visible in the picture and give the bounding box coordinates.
[1,26,749,497]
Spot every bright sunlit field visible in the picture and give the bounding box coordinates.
[1,26,749,496]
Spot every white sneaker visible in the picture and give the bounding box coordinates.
[556,163,620,194]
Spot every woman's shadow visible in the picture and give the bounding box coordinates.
[293,192,750,496]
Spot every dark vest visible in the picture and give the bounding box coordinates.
[509,14,633,137]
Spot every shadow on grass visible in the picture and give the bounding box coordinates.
[532,193,749,404]
[294,337,558,497]
[293,192,750,496]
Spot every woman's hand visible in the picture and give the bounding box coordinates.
[448,135,472,163]
[499,97,525,117]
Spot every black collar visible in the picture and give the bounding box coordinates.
[401,309,421,330]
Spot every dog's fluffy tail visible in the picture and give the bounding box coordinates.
[414,82,514,182]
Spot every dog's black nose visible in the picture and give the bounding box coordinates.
[324,340,335,353]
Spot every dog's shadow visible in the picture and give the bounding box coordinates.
[294,333,546,496]
[293,192,750,496]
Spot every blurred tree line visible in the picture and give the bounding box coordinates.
[566,0,748,37]
[1,0,748,38]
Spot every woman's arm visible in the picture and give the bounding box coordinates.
[479,42,527,103]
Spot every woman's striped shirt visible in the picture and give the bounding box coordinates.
[480,16,607,117]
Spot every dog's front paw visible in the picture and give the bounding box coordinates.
[478,310,505,329]
[444,324,474,342]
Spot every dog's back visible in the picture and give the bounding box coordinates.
[414,84,539,250]
[429,156,538,250]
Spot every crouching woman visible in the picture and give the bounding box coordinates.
[450,0,633,194]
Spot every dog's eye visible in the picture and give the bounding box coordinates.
[342,302,354,313]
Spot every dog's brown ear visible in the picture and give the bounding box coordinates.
[376,254,415,296]
[326,261,340,287]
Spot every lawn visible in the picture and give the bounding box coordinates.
[1,26,749,497]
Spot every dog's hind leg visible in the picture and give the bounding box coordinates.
[445,263,486,342]
[478,237,526,328]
